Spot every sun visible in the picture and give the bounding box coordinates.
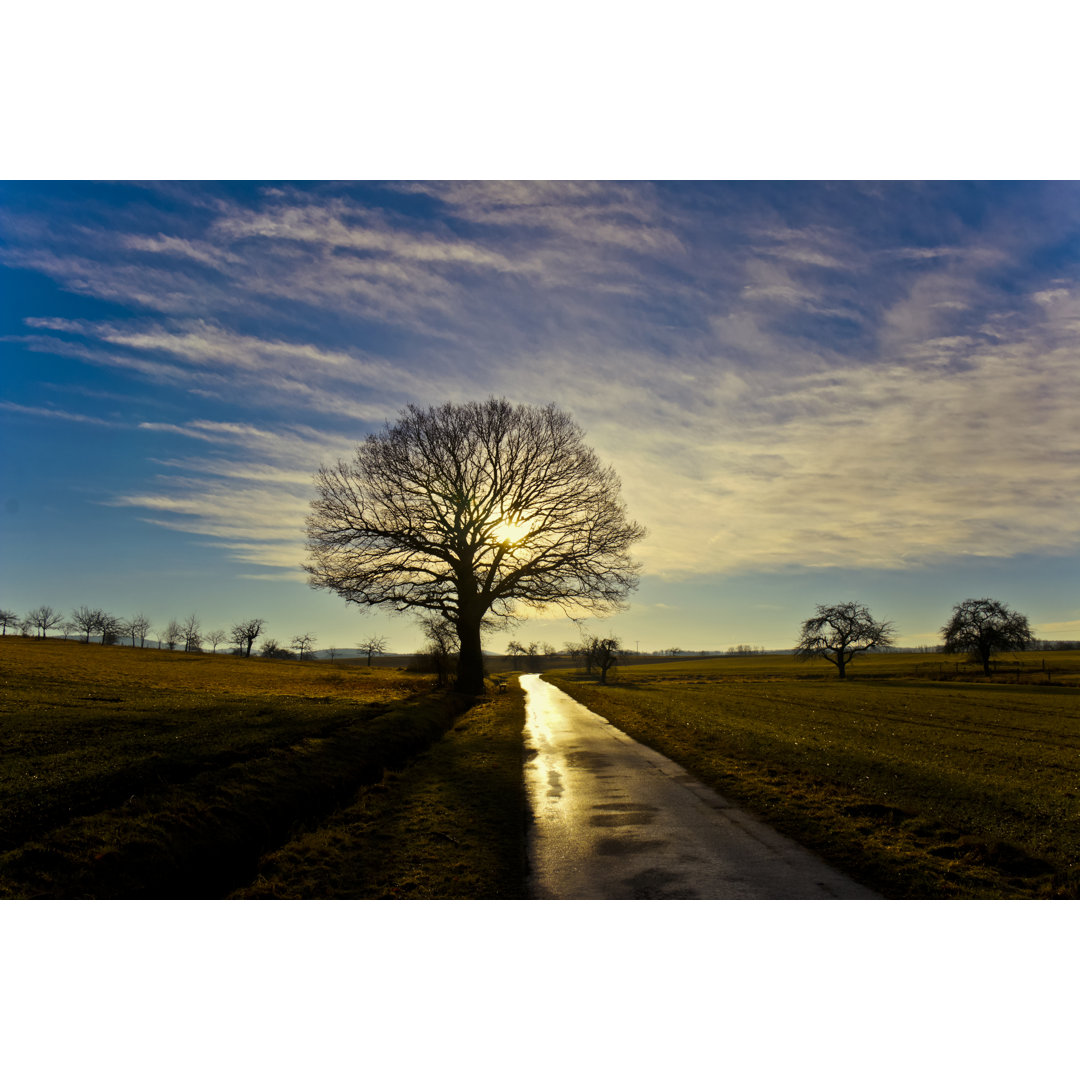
[495,516,531,546]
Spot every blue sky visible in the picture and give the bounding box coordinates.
[2,181,1078,654]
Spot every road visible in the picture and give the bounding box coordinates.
[521,674,880,900]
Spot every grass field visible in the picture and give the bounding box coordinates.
[546,650,1080,899]
[0,637,504,898]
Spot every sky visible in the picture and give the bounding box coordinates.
[2,180,1079,654]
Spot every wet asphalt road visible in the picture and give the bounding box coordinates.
[522,674,881,900]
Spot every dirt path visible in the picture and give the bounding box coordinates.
[522,674,881,900]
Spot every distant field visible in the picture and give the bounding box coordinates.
[0,637,461,898]
[546,650,1080,899]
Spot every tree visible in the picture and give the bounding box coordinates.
[70,606,102,644]
[587,635,622,684]
[164,619,182,651]
[357,634,388,667]
[28,605,65,638]
[0,609,17,635]
[506,640,527,670]
[179,613,202,652]
[230,618,265,657]
[305,398,645,695]
[97,612,124,645]
[291,632,317,660]
[260,638,294,659]
[795,602,895,680]
[205,628,228,653]
[418,616,456,687]
[941,598,1034,676]
[125,614,152,648]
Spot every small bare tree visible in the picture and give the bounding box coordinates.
[179,613,202,652]
[419,617,456,687]
[305,398,645,695]
[587,635,622,684]
[357,634,388,667]
[124,614,152,648]
[506,641,527,670]
[291,632,317,660]
[28,605,65,638]
[163,619,182,651]
[0,609,18,635]
[205,628,228,653]
[230,618,265,657]
[795,602,895,680]
[71,606,101,643]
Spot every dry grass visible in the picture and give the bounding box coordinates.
[546,652,1080,899]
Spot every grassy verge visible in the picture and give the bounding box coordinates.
[545,669,1080,899]
[232,677,529,899]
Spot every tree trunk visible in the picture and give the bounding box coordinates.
[837,655,847,679]
[456,616,485,695]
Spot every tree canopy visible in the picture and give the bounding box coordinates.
[941,598,1033,675]
[795,601,895,679]
[305,398,645,694]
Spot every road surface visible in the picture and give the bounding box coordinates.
[522,674,880,900]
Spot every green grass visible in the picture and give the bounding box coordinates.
[232,676,529,899]
[545,652,1080,899]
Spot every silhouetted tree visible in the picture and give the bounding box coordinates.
[795,602,895,679]
[418,617,456,687]
[164,619,182,651]
[0,609,17,635]
[205,628,228,653]
[28,605,64,638]
[506,641,527,670]
[230,618,265,657]
[357,634,388,667]
[179,613,202,652]
[305,398,645,695]
[71,606,101,643]
[291,632,317,660]
[587,635,622,684]
[941,598,1033,676]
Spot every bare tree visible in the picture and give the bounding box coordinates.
[230,618,265,657]
[123,614,153,648]
[357,634,388,667]
[205,628,228,653]
[0,609,18,635]
[28,605,65,638]
[291,632,317,660]
[306,398,645,695]
[418,617,456,687]
[506,640,527,670]
[70,606,102,643]
[98,612,124,645]
[795,602,895,680]
[178,613,202,652]
[325,645,339,663]
[587,635,622,684]
[942,598,1033,676]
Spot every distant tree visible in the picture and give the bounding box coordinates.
[325,645,339,663]
[941,598,1034,676]
[0,609,17,635]
[564,641,585,669]
[587,635,622,684]
[506,641,527,670]
[795,602,895,680]
[260,638,295,660]
[164,619,183,651]
[230,618,265,657]
[305,398,645,695]
[205,628,228,653]
[70,606,102,643]
[179,613,202,652]
[291,632,317,660]
[98,612,124,646]
[123,614,152,648]
[357,634,388,667]
[28,605,65,639]
[418,617,456,687]
[542,642,558,657]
